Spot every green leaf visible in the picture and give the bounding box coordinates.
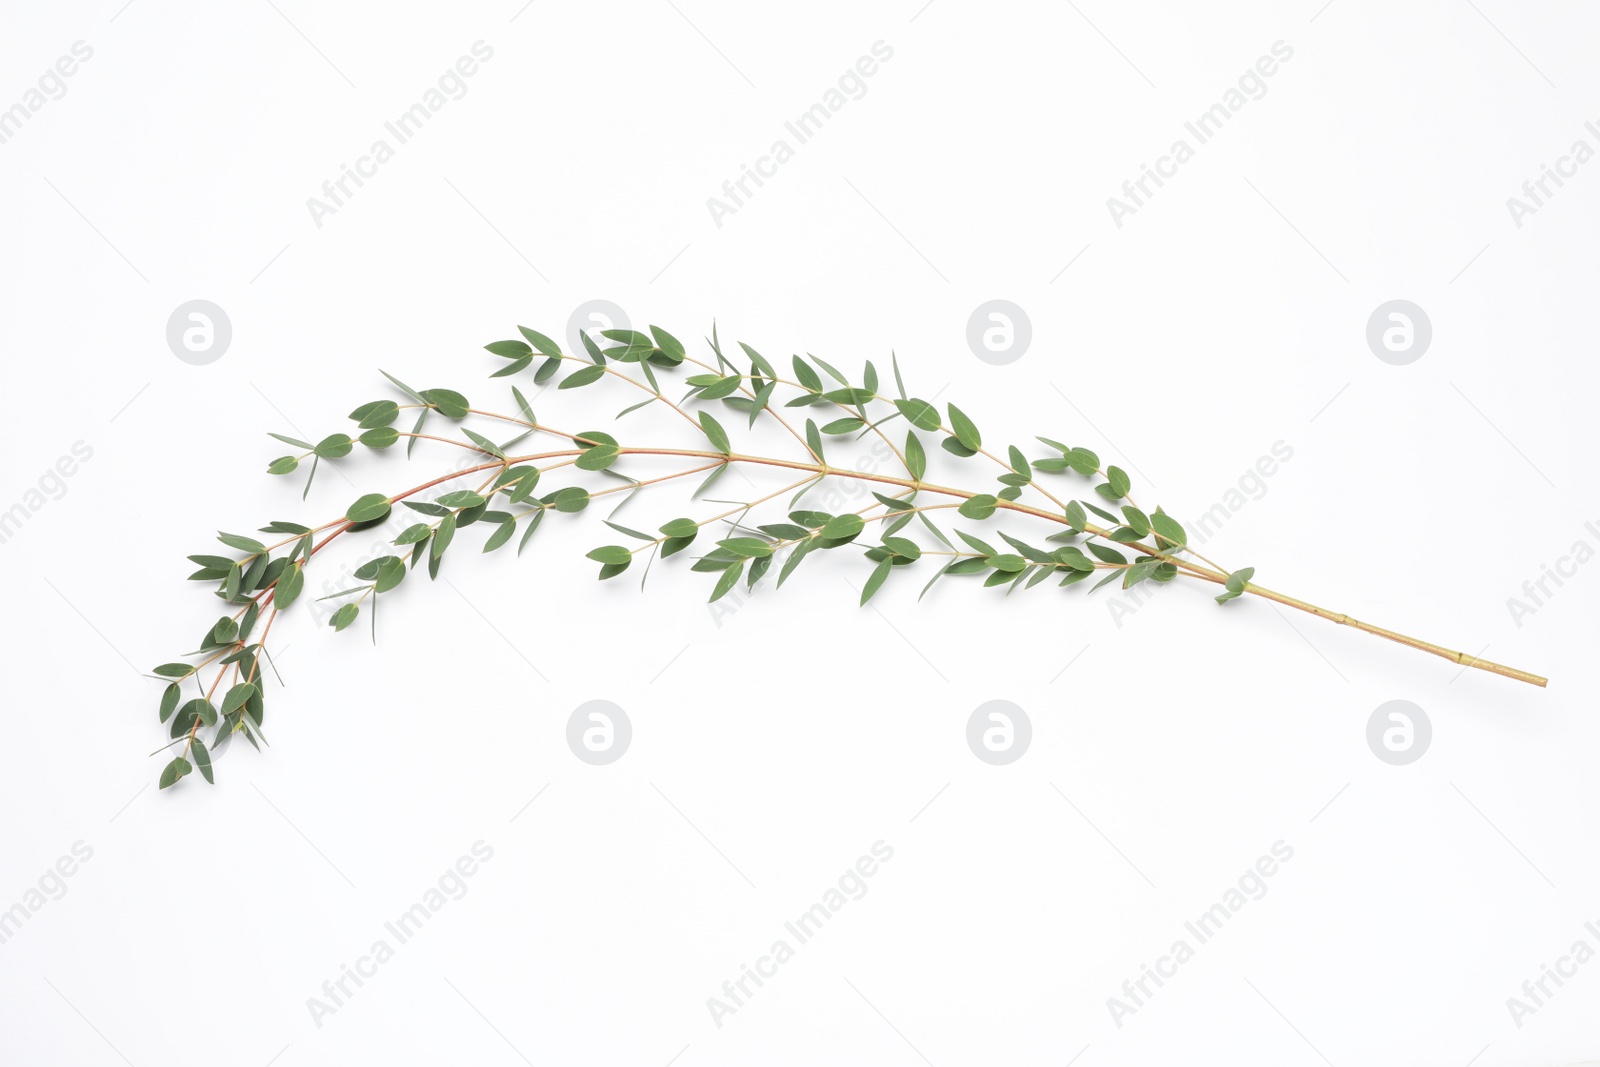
[218,532,266,555]
[1066,447,1100,476]
[159,756,191,790]
[479,517,515,552]
[406,410,426,458]
[739,342,777,380]
[314,433,354,459]
[1121,506,1151,536]
[486,339,533,359]
[510,386,537,427]
[458,428,503,459]
[534,356,562,384]
[550,487,590,513]
[159,683,181,722]
[604,520,654,541]
[958,495,997,519]
[432,513,457,559]
[882,536,921,561]
[819,514,864,541]
[890,351,908,400]
[956,530,997,556]
[379,369,426,403]
[1099,465,1131,500]
[328,603,358,631]
[191,739,214,784]
[346,493,392,524]
[360,427,400,449]
[505,467,542,504]
[999,532,1051,563]
[586,545,632,565]
[947,404,981,450]
[350,400,400,428]
[650,325,686,360]
[989,553,1026,573]
[1081,499,1119,524]
[696,375,744,400]
[206,611,237,642]
[274,563,305,611]
[792,355,822,392]
[1065,500,1086,532]
[860,558,892,604]
[267,456,299,475]
[605,344,653,363]
[709,560,744,602]
[941,437,977,458]
[1216,567,1256,604]
[810,353,849,386]
[436,490,486,509]
[820,417,863,435]
[490,356,531,377]
[659,517,698,538]
[560,364,606,389]
[601,328,653,348]
[905,432,926,481]
[895,398,940,431]
[1123,558,1158,589]
[575,444,620,471]
[421,388,470,418]
[355,555,406,592]
[699,411,732,454]
[1007,445,1032,478]
[1053,548,1096,572]
[268,432,312,449]
[1085,542,1128,565]
[221,683,256,716]
[718,537,773,558]
[152,662,194,679]
[517,326,562,356]
[1150,512,1186,547]
[777,538,815,586]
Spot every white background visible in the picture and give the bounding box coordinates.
[1,1,1597,1064]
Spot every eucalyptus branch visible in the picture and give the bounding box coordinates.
[147,322,1547,789]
